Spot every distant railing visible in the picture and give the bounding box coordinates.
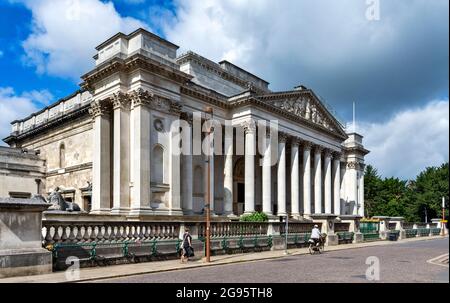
[334,223,350,232]
[280,222,318,235]
[198,222,269,238]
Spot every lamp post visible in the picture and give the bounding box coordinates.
[441,197,446,236]
[204,106,213,262]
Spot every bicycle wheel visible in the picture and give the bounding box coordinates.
[308,244,314,255]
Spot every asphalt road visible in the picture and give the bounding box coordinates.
[93,238,449,283]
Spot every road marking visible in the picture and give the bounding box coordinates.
[426,253,449,268]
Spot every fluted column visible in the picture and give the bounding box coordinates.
[181,113,193,215]
[277,133,288,216]
[314,146,323,214]
[243,120,256,214]
[129,90,151,215]
[290,137,300,218]
[90,99,112,214]
[359,164,365,217]
[347,161,359,216]
[302,141,312,217]
[224,124,234,216]
[111,92,130,214]
[324,149,332,214]
[262,132,272,216]
[332,153,341,215]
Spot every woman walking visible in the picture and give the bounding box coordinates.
[180,227,193,263]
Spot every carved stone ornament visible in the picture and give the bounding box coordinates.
[112,91,130,110]
[129,88,153,107]
[347,161,360,170]
[278,132,289,143]
[272,96,335,131]
[154,118,164,132]
[88,99,111,118]
[302,141,313,150]
[241,120,257,134]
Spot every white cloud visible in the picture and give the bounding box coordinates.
[0,87,53,145]
[359,100,449,179]
[19,0,147,80]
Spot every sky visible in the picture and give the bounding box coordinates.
[0,0,448,179]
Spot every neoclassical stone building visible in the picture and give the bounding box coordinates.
[4,28,368,220]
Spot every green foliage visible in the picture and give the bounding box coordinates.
[364,162,449,222]
[239,212,269,222]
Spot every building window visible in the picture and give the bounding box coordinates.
[59,143,66,168]
[151,145,164,184]
[9,192,31,199]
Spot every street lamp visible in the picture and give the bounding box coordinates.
[441,197,446,236]
[204,106,213,263]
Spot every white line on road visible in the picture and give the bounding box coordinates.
[426,253,449,268]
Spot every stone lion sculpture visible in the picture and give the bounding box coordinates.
[47,186,81,212]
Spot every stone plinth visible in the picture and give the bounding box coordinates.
[390,217,406,239]
[0,197,52,278]
[373,216,390,240]
[339,214,363,243]
[310,214,338,246]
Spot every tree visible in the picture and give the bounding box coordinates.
[364,165,382,217]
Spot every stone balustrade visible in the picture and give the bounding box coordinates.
[42,221,180,245]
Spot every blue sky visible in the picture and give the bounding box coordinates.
[0,0,448,179]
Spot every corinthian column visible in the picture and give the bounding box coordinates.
[243,120,256,214]
[290,137,300,218]
[129,89,152,215]
[277,132,288,216]
[111,92,130,215]
[314,146,323,214]
[89,99,112,214]
[332,153,341,215]
[223,124,234,216]
[302,141,312,217]
[262,132,272,216]
[181,113,193,215]
[324,149,332,214]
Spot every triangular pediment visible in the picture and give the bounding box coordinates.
[256,90,347,137]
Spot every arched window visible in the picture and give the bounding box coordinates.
[59,143,66,168]
[193,165,203,195]
[151,145,164,184]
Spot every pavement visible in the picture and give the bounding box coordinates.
[0,235,447,283]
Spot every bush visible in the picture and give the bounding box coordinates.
[239,212,268,222]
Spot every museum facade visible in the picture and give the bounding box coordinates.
[3,28,368,220]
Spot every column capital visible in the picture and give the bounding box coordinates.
[89,99,111,118]
[313,145,324,154]
[324,148,333,158]
[278,132,289,143]
[180,112,193,125]
[347,161,361,169]
[242,120,256,134]
[112,91,131,110]
[332,151,342,160]
[129,88,153,108]
[291,136,302,146]
[302,140,313,151]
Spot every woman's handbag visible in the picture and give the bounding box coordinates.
[187,246,195,257]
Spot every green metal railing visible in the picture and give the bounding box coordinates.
[336,232,354,244]
[430,228,441,235]
[405,229,417,238]
[360,222,380,241]
[417,228,430,237]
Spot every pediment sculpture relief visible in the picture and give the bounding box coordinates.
[272,96,335,131]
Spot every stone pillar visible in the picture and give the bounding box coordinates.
[340,215,363,243]
[181,114,193,215]
[170,115,183,215]
[347,161,359,215]
[314,146,323,214]
[374,216,390,240]
[111,92,130,215]
[223,125,234,216]
[302,142,312,217]
[310,214,338,246]
[243,120,256,213]
[390,217,406,239]
[333,153,341,215]
[359,165,365,217]
[277,133,288,216]
[262,132,273,216]
[324,150,332,214]
[129,90,151,215]
[0,197,52,278]
[90,99,112,214]
[290,137,300,218]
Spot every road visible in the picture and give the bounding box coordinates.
[93,238,449,283]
